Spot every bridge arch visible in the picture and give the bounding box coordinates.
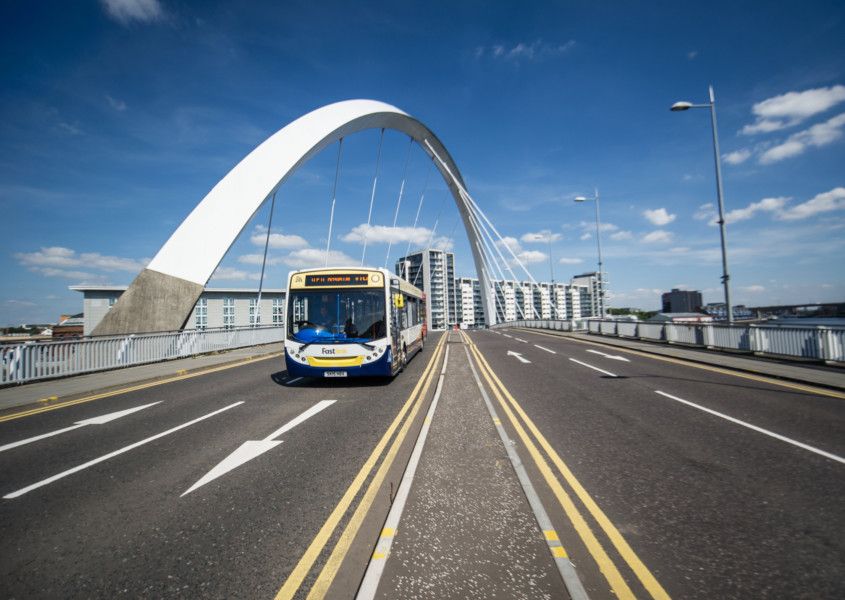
[94,99,493,335]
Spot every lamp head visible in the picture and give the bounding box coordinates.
[671,101,693,112]
[574,196,588,202]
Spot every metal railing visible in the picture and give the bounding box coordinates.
[1,326,284,385]
[489,319,845,362]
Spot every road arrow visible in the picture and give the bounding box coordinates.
[0,402,161,453]
[507,350,531,364]
[586,349,630,362]
[182,399,336,496]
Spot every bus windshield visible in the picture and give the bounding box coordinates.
[287,289,387,343]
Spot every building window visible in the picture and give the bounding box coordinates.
[272,298,284,325]
[223,297,235,330]
[249,298,259,326]
[195,298,207,330]
[108,297,117,309]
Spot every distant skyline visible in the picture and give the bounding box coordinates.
[2,0,844,324]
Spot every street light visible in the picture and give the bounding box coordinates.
[574,189,605,318]
[671,84,734,323]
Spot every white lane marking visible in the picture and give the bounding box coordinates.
[0,402,161,453]
[569,358,618,378]
[534,344,556,354]
[507,350,531,364]
[586,349,630,362]
[654,391,845,464]
[182,399,335,496]
[514,337,528,343]
[356,346,451,599]
[503,334,513,338]
[3,402,243,499]
[286,377,303,385]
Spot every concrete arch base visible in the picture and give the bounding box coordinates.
[93,269,204,335]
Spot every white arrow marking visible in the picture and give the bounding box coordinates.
[0,402,161,453]
[507,351,531,364]
[534,345,556,354]
[586,349,630,362]
[503,334,513,338]
[182,399,336,496]
[514,337,528,343]
[4,402,243,499]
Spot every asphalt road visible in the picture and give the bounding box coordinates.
[468,328,845,599]
[1,328,843,599]
[0,341,441,599]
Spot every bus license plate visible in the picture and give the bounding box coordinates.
[324,371,347,378]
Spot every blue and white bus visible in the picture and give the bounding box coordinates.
[284,267,426,378]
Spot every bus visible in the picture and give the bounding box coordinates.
[284,267,426,378]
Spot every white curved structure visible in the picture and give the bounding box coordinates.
[94,99,492,335]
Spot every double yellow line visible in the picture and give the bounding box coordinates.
[275,333,447,600]
[462,331,670,600]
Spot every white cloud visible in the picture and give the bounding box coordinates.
[759,113,845,164]
[249,229,309,249]
[723,148,752,165]
[106,95,127,111]
[642,230,674,244]
[281,248,358,269]
[643,208,676,226]
[479,39,575,63]
[741,285,765,293]
[741,85,845,135]
[694,203,716,221]
[520,230,562,243]
[341,224,430,246]
[580,232,591,241]
[100,0,163,25]
[669,247,691,254]
[495,236,548,265]
[725,197,788,224]
[558,257,583,265]
[210,266,260,282]
[687,50,698,60]
[609,230,633,241]
[776,187,845,221]
[15,246,147,274]
[578,220,618,233]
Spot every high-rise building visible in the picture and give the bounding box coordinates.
[571,272,605,317]
[395,249,456,330]
[662,288,703,313]
[455,276,486,327]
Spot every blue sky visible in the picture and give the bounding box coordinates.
[2,0,844,325]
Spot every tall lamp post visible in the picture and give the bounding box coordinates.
[671,84,733,323]
[575,189,605,318]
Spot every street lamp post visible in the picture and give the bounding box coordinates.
[574,189,605,318]
[671,84,734,323]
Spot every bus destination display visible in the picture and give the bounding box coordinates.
[304,273,370,287]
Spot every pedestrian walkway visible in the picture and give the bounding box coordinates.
[364,332,569,600]
[518,328,845,391]
[0,342,283,412]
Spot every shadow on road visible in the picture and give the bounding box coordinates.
[270,370,394,388]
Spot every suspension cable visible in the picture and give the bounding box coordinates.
[255,189,277,327]
[384,136,414,269]
[325,138,343,267]
[361,128,384,266]
[402,160,433,266]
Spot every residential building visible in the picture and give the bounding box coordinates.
[395,249,456,330]
[571,271,605,317]
[455,276,486,327]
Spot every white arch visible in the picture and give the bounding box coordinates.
[94,99,493,335]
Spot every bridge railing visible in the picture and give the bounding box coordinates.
[0,326,284,385]
[489,319,845,362]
